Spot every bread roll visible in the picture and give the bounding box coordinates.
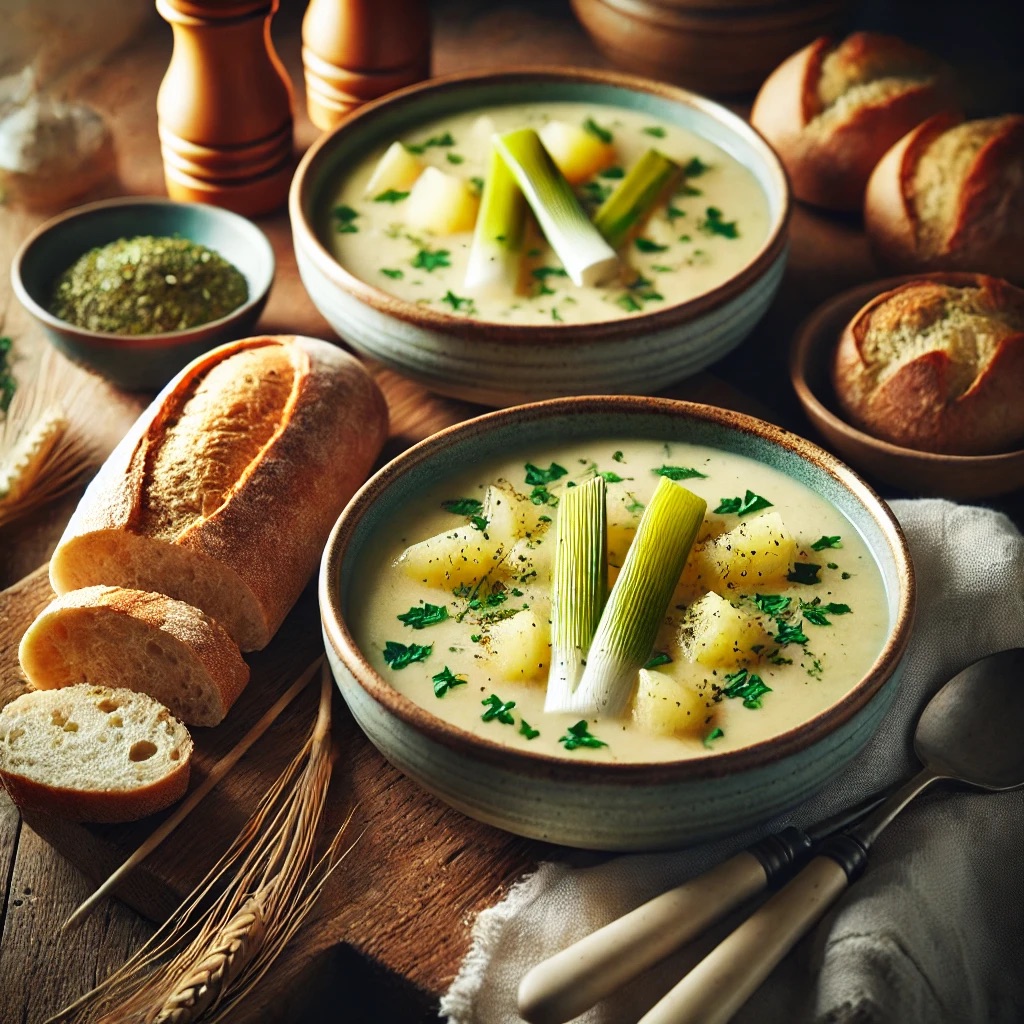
[750,32,954,211]
[49,336,389,651]
[19,585,249,727]
[0,684,192,823]
[832,273,1024,455]
[864,113,1024,283]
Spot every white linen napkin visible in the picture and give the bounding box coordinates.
[440,499,1024,1024]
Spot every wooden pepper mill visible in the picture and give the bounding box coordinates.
[301,0,431,131]
[155,0,294,216]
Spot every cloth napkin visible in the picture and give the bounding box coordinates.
[440,499,1024,1024]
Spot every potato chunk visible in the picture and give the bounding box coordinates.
[364,141,424,197]
[677,591,772,669]
[480,605,550,684]
[699,511,796,595]
[405,166,479,234]
[632,667,714,738]
[538,120,617,185]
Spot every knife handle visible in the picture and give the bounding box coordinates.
[637,836,868,1024]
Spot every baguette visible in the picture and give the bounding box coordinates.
[19,585,249,727]
[750,32,954,211]
[832,272,1024,454]
[49,336,389,651]
[864,113,1024,283]
[0,684,192,823]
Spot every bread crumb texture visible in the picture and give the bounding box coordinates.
[0,685,192,790]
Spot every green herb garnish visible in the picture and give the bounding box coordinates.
[722,669,772,709]
[642,126,667,138]
[654,465,707,482]
[682,157,709,177]
[583,118,613,144]
[753,594,790,619]
[374,189,409,203]
[519,719,541,740]
[773,621,809,646]
[382,640,432,669]
[559,720,608,750]
[481,693,517,724]
[406,132,456,154]
[811,535,842,551]
[644,652,672,669]
[703,726,724,748]
[412,248,451,272]
[446,152,465,165]
[714,490,773,516]
[0,336,15,413]
[800,600,852,626]
[333,204,359,233]
[380,268,404,279]
[599,166,625,179]
[432,666,467,697]
[397,603,449,630]
[788,562,822,585]
[525,462,568,486]
[442,290,476,313]
[634,238,669,253]
[441,497,484,517]
[700,207,739,239]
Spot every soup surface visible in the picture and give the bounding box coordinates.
[348,439,891,763]
[323,101,770,325]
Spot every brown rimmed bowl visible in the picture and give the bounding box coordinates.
[290,67,790,408]
[11,197,274,392]
[791,275,1024,500]
[319,395,915,851]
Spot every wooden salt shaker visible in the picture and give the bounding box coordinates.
[301,0,431,131]
[155,0,294,216]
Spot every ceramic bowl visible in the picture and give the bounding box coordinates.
[290,67,790,408]
[319,396,915,851]
[791,276,1024,500]
[11,196,275,391]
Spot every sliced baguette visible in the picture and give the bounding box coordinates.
[0,684,192,823]
[19,585,249,727]
[48,335,389,651]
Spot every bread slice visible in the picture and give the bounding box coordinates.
[751,32,953,211]
[47,336,389,651]
[832,273,1024,454]
[19,586,249,727]
[865,113,1024,283]
[0,684,192,823]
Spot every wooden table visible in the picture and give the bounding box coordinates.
[1,3,1020,1023]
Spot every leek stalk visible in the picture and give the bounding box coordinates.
[593,149,681,250]
[493,128,619,288]
[464,145,528,296]
[568,478,707,717]
[545,477,607,714]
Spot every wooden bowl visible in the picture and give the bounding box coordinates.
[790,277,1024,499]
[570,0,849,96]
[10,197,275,392]
[319,395,915,851]
[290,66,791,408]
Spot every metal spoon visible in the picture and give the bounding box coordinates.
[638,646,1024,1024]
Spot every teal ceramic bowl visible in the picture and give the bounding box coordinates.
[11,197,275,391]
[319,396,915,850]
[291,67,790,408]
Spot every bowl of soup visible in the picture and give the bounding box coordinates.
[291,68,790,407]
[319,397,915,850]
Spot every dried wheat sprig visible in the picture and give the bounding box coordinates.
[0,346,98,529]
[47,663,360,1024]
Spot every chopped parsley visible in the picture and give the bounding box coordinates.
[442,290,475,313]
[332,204,359,233]
[580,180,613,204]
[753,594,791,620]
[559,720,608,751]
[643,126,667,138]
[811,535,842,551]
[442,497,484,517]
[666,204,686,222]
[525,462,568,485]
[721,669,772,709]
[529,485,558,507]
[800,599,852,626]
[382,640,432,669]
[703,726,725,748]
[583,117,613,144]
[635,237,669,254]
[644,652,672,669]
[654,464,707,481]
[481,693,517,724]
[598,470,624,483]
[773,621,809,646]
[380,268,404,279]
[519,719,541,740]
[412,248,451,272]
[445,152,465,164]
[0,336,15,412]
[714,490,773,516]
[405,132,455,154]
[374,189,409,203]
[700,207,739,239]
[397,603,449,629]
[682,157,709,177]
[599,165,625,179]
[612,450,625,462]
[787,562,822,585]
[470,176,485,193]
[431,666,467,697]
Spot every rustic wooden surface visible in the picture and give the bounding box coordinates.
[0,2,1020,1023]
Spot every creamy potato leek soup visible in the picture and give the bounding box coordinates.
[349,440,890,763]
[324,101,770,325]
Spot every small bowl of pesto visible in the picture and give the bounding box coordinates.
[290,67,790,407]
[11,196,275,391]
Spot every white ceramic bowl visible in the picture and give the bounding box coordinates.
[291,67,790,408]
[319,396,915,851]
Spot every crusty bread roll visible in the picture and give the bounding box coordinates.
[49,336,389,651]
[0,684,192,823]
[832,273,1024,455]
[750,32,954,211]
[864,113,1024,284]
[19,585,249,727]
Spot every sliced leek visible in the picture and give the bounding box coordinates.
[545,476,608,714]
[464,145,528,296]
[569,478,707,717]
[493,128,619,288]
[593,149,681,250]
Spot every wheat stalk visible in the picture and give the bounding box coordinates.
[0,344,98,529]
[46,663,362,1024]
